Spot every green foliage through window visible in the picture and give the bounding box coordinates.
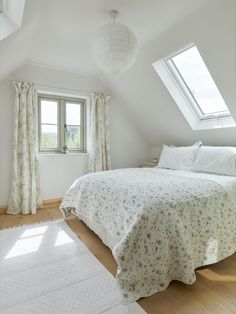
[66,126,80,148]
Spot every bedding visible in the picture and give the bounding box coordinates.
[157,145,199,170]
[60,168,236,304]
[192,146,236,176]
[157,169,236,206]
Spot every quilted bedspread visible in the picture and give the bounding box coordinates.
[60,168,236,303]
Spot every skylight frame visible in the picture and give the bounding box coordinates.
[0,0,26,41]
[164,44,231,121]
[152,44,236,130]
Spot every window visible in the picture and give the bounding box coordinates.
[38,95,86,153]
[167,46,230,119]
[0,0,25,40]
[153,44,235,130]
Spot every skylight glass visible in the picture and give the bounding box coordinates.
[0,0,25,40]
[168,46,230,117]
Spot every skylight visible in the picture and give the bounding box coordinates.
[168,46,230,118]
[0,0,25,41]
[152,44,236,130]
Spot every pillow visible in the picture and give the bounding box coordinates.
[170,141,202,148]
[192,146,236,176]
[192,141,202,147]
[157,145,199,170]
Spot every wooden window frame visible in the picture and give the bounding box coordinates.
[38,94,86,154]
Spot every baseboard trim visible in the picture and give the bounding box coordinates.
[43,198,63,208]
[0,206,7,214]
[0,198,63,214]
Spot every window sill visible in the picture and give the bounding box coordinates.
[194,116,236,130]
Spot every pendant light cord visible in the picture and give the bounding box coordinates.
[110,10,119,24]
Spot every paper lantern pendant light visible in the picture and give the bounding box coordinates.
[93,10,138,73]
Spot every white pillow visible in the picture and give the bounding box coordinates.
[157,145,199,170]
[170,141,202,148]
[192,146,236,176]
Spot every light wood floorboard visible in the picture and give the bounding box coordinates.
[0,207,235,314]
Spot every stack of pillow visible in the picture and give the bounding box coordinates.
[157,142,236,176]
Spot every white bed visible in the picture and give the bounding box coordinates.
[60,168,236,304]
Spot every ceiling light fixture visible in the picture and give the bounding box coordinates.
[93,10,138,74]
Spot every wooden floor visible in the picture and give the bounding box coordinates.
[0,207,236,314]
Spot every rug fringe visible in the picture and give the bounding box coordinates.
[0,218,66,231]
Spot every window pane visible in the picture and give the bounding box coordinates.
[66,103,80,125]
[41,100,58,124]
[171,46,229,115]
[41,125,58,148]
[66,126,80,149]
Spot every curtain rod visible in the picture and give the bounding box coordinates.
[36,83,110,96]
[35,83,91,96]
[11,81,97,96]
[11,81,110,97]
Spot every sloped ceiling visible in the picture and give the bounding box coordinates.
[0,0,209,77]
[28,0,210,74]
[102,0,236,146]
[0,0,235,146]
[0,0,43,79]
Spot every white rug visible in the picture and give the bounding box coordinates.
[0,220,146,314]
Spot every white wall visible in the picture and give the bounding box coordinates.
[103,0,236,148]
[0,64,150,204]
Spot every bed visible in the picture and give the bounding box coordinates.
[60,167,236,304]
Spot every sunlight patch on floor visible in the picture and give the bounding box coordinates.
[4,223,76,259]
[21,226,48,238]
[54,230,74,246]
[5,235,44,259]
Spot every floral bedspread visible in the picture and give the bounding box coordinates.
[60,168,236,303]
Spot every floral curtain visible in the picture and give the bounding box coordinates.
[7,81,42,215]
[88,92,111,172]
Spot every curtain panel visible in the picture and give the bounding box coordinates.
[88,92,111,172]
[7,81,42,215]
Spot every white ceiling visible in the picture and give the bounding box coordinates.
[101,0,236,146]
[0,0,42,79]
[0,0,209,78]
[0,0,235,147]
